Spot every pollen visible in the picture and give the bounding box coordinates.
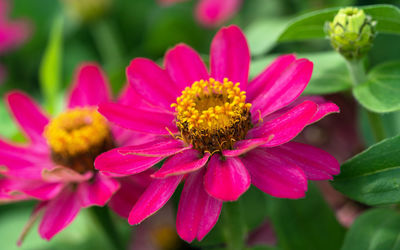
[171,78,252,153]
[44,107,114,173]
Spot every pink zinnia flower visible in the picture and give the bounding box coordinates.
[96,25,340,242]
[158,0,242,27]
[0,0,31,83]
[0,63,152,242]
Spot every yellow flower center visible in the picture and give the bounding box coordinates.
[171,78,252,154]
[44,107,114,173]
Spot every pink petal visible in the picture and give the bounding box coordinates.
[78,173,120,207]
[267,142,340,180]
[177,168,222,242]
[152,150,210,178]
[126,58,180,111]
[38,186,81,240]
[267,96,340,126]
[210,25,250,90]
[117,83,160,111]
[67,63,111,108]
[195,0,242,27]
[128,175,183,225]
[305,96,340,124]
[165,43,209,90]
[222,137,273,157]
[247,54,296,102]
[95,148,163,176]
[0,138,50,178]
[248,101,318,147]
[41,166,92,183]
[250,58,313,122]
[16,180,65,200]
[6,91,49,145]
[98,102,178,135]
[108,170,153,218]
[204,154,250,201]
[116,138,190,157]
[242,148,307,199]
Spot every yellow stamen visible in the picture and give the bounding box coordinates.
[45,107,109,156]
[44,107,114,173]
[171,78,252,153]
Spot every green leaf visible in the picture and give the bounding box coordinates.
[278,4,400,42]
[39,15,63,115]
[250,52,352,95]
[267,184,345,250]
[302,51,352,95]
[332,134,400,205]
[342,208,400,250]
[353,61,400,113]
[245,18,289,56]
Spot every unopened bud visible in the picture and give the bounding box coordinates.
[326,7,376,60]
[63,0,112,23]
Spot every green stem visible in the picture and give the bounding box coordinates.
[89,206,125,250]
[90,19,124,67]
[221,202,247,250]
[346,59,386,142]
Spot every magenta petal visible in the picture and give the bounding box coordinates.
[126,58,180,111]
[165,43,209,89]
[18,181,64,200]
[204,155,250,201]
[78,174,120,207]
[95,149,162,176]
[152,150,210,178]
[6,91,49,145]
[306,96,340,124]
[210,25,250,90]
[116,138,190,157]
[247,54,296,102]
[99,102,177,135]
[117,84,160,111]
[222,137,273,157]
[248,101,318,147]
[38,186,81,240]
[95,138,189,175]
[267,142,340,180]
[177,168,222,242]
[242,148,307,199]
[67,63,111,108]
[128,175,183,225]
[250,58,313,121]
[195,0,242,27]
[108,170,153,218]
[0,139,50,178]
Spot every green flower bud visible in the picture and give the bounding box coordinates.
[326,7,376,60]
[63,0,112,23]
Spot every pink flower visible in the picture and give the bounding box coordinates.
[0,0,31,84]
[158,0,242,27]
[0,63,152,242]
[95,25,340,242]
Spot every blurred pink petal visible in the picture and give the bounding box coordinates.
[177,168,222,242]
[195,0,242,27]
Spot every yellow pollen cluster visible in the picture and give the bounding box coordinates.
[171,78,251,131]
[44,107,110,156]
[171,78,252,153]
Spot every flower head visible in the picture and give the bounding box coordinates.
[0,63,152,242]
[158,0,242,28]
[0,0,32,84]
[96,25,341,242]
[326,7,376,60]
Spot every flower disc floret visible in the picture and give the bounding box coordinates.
[171,77,252,153]
[44,107,114,173]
